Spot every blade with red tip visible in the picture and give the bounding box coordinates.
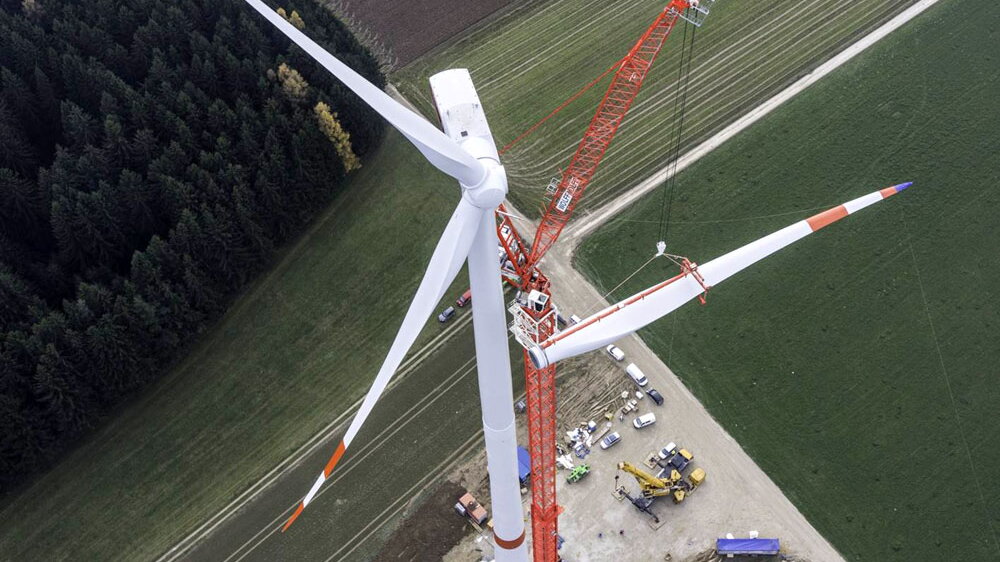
[282,198,486,531]
[528,182,913,368]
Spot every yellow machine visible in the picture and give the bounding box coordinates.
[617,462,706,504]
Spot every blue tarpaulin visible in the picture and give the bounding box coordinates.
[517,446,531,483]
[716,538,780,555]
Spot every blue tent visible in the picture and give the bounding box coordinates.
[716,538,780,556]
[517,446,531,483]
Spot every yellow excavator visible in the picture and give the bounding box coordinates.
[617,462,706,504]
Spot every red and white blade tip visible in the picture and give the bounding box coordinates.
[282,440,347,532]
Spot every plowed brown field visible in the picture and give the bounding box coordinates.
[336,0,521,65]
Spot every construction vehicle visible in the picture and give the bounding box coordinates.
[455,492,489,525]
[661,448,694,473]
[618,462,706,504]
[566,464,590,483]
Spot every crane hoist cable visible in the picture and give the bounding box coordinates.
[657,21,699,246]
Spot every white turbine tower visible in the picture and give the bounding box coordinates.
[243,1,528,558]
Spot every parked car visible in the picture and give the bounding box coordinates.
[455,289,472,308]
[657,442,678,460]
[646,388,664,405]
[605,344,625,361]
[600,432,622,449]
[556,313,569,327]
[438,306,456,323]
[633,413,656,429]
[625,363,648,386]
[569,314,582,325]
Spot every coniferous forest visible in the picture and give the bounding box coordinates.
[0,0,384,491]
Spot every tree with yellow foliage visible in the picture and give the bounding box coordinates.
[275,7,305,29]
[314,102,361,172]
[277,63,309,102]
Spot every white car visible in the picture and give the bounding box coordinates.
[600,432,622,449]
[633,413,656,429]
[625,363,648,386]
[569,314,582,325]
[605,344,625,361]
[657,442,678,460]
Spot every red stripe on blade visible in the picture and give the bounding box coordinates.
[806,205,848,232]
[323,441,347,477]
[282,503,305,532]
[879,186,898,198]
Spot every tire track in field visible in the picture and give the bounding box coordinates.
[157,312,474,562]
[223,358,481,562]
[588,0,912,208]
[510,0,909,187]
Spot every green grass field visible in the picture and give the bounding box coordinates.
[576,1,1000,559]
[0,1,973,560]
[0,131,476,560]
[396,0,920,217]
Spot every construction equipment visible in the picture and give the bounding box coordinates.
[566,464,591,483]
[618,462,706,503]
[499,3,715,558]
[456,492,489,525]
[661,448,694,473]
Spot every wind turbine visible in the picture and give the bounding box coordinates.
[245,1,913,560]
[243,0,528,558]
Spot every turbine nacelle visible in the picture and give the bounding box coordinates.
[429,68,507,208]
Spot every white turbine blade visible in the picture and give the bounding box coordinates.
[244,0,486,187]
[281,198,485,531]
[529,182,913,368]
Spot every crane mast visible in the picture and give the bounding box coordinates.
[496,2,714,560]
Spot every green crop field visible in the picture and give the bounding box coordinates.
[577,1,999,560]
[397,0,920,218]
[0,131,477,560]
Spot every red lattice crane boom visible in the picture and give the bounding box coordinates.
[495,2,713,560]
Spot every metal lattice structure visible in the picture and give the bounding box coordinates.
[495,2,712,560]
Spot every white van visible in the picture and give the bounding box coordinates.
[625,363,648,386]
[633,412,656,429]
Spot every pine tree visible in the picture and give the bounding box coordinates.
[0,0,386,490]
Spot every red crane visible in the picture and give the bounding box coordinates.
[495,1,713,559]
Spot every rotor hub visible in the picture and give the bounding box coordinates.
[462,159,507,209]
